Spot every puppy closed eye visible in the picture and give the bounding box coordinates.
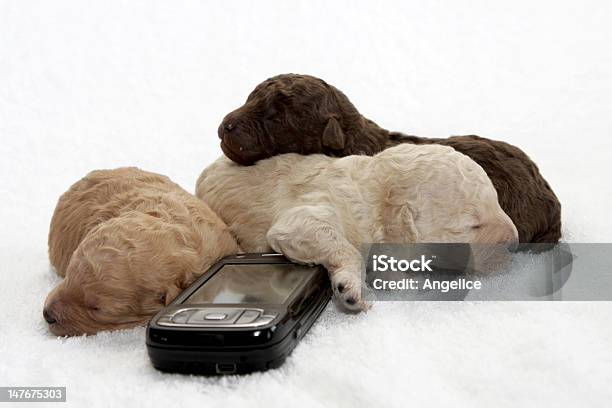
[469,216,484,230]
[264,107,281,122]
[84,298,100,311]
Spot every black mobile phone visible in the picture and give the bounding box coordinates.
[146,253,332,375]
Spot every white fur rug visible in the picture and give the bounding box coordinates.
[1,1,611,407]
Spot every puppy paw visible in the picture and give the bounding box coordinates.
[331,267,370,313]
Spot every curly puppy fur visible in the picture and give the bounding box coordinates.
[218,73,561,244]
[45,167,240,336]
[196,144,518,312]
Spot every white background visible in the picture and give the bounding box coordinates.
[0,1,611,407]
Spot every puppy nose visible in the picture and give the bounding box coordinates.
[499,224,519,252]
[218,119,237,140]
[506,238,519,252]
[43,307,57,324]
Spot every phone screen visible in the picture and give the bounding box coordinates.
[183,263,318,305]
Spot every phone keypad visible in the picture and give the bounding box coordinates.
[188,308,242,324]
[157,308,277,328]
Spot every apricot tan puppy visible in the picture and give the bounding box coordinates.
[45,168,240,336]
[196,144,519,312]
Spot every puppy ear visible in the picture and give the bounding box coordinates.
[381,190,419,242]
[322,117,346,150]
[164,284,182,306]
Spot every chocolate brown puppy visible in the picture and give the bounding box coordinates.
[218,74,561,244]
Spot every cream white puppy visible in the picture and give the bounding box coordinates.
[196,144,518,312]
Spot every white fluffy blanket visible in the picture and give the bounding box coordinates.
[1,1,611,407]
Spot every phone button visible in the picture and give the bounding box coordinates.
[171,310,194,324]
[236,309,261,324]
[187,308,242,324]
[294,322,302,338]
[204,312,228,321]
[253,314,277,326]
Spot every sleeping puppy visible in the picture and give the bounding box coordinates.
[217,73,561,244]
[196,144,519,312]
[45,168,240,336]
